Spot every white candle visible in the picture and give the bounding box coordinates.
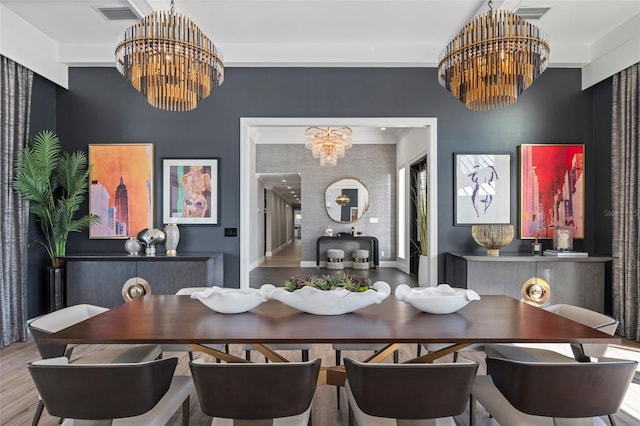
[555,229,572,250]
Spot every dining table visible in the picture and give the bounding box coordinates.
[46,294,619,386]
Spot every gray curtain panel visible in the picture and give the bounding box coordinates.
[611,62,640,341]
[0,56,33,347]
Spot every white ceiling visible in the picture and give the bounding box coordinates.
[2,0,639,88]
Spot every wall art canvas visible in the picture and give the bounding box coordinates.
[163,158,219,224]
[455,154,511,225]
[520,144,584,239]
[89,143,154,239]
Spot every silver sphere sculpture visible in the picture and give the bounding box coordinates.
[136,228,165,256]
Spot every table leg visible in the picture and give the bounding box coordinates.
[187,344,250,363]
[363,343,402,363]
[251,343,291,362]
[404,343,471,363]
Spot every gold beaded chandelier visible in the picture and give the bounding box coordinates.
[305,127,353,167]
[335,194,350,206]
[438,1,550,111]
[115,0,224,111]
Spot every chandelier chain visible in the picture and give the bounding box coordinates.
[170,0,175,15]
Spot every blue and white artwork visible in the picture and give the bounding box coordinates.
[455,154,511,224]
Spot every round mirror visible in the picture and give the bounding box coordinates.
[325,178,370,223]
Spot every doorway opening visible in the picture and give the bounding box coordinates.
[240,117,438,288]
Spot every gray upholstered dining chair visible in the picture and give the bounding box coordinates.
[190,357,321,425]
[27,304,161,425]
[344,358,478,425]
[484,303,619,363]
[471,356,637,426]
[27,356,193,425]
[332,343,399,409]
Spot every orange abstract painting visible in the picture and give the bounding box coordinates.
[88,144,154,238]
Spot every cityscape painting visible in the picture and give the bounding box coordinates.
[88,143,154,239]
[519,144,584,239]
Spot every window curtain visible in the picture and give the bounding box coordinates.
[612,62,640,341]
[0,56,33,347]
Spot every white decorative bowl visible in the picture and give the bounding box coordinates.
[395,284,480,314]
[262,281,391,315]
[190,287,269,314]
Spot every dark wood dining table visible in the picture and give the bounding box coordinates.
[47,294,619,385]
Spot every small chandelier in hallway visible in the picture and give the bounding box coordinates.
[335,194,350,206]
[305,127,352,167]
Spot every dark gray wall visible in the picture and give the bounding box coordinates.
[23,66,612,313]
[26,74,57,317]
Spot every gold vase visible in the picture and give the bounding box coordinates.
[471,224,515,256]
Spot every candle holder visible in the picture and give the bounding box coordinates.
[553,227,573,252]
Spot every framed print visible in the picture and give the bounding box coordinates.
[519,144,584,239]
[163,158,219,224]
[88,143,154,239]
[350,207,359,222]
[455,154,511,225]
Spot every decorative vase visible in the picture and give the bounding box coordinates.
[418,255,430,287]
[124,237,142,255]
[164,223,180,256]
[471,224,515,256]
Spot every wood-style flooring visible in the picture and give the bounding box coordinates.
[250,239,419,290]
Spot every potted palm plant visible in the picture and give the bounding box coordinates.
[13,130,99,311]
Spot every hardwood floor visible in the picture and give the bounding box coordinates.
[250,239,419,290]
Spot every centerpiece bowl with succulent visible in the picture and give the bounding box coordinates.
[261,273,391,315]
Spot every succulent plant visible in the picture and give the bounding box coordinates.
[283,272,372,293]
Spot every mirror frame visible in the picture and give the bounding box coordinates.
[324,177,370,224]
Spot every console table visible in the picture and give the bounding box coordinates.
[61,253,224,308]
[445,252,613,313]
[316,236,379,269]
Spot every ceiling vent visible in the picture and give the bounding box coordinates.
[96,6,141,21]
[515,7,551,20]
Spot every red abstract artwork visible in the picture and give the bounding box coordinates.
[520,144,584,239]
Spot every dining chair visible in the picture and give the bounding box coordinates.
[471,356,638,426]
[160,288,228,362]
[332,343,399,409]
[190,357,321,425]
[27,303,162,425]
[484,304,619,363]
[27,356,194,425]
[344,358,478,425]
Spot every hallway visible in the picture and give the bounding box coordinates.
[249,237,418,289]
[260,239,301,267]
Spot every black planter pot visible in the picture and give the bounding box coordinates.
[47,267,65,312]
